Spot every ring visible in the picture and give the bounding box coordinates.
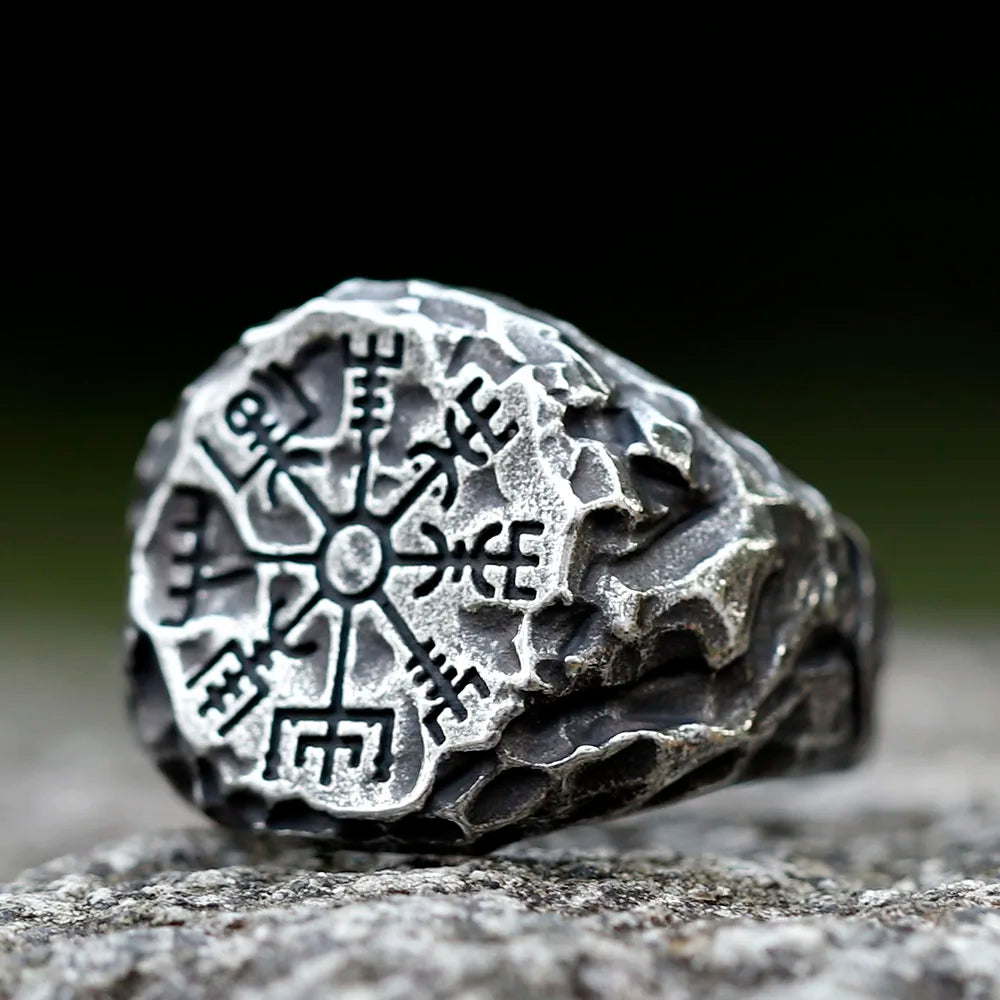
[125,279,884,851]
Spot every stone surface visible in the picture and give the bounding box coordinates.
[3,626,1000,997]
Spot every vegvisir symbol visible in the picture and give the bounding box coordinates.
[160,332,539,784]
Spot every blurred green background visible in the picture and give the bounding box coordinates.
[3,302,995,627]
[3,32,999,637]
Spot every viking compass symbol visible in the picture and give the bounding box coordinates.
[157,331,542,788]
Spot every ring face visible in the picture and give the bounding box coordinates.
[131,293,585,819]
[127,280,883,849]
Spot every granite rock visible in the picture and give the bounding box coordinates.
[2,627,1000,998]
[6,813,1000,999]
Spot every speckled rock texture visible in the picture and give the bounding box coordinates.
[2,626,1000,998]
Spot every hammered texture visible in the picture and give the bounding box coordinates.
[125,280,883,850]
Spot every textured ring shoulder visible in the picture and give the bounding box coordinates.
[125,279,885,851]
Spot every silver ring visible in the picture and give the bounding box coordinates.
[125,279,884,851]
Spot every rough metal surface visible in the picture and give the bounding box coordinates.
[2,628,1000,998]
[125,280,882,849]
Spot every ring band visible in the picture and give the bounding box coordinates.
[125,280,884,851]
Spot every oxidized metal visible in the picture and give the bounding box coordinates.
[125,279,884,850]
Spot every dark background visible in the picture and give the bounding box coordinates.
[2,14,998,634]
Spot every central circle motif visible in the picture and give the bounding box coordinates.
[324,524,383,596]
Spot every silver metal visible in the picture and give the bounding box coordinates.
[125,279,884,850]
